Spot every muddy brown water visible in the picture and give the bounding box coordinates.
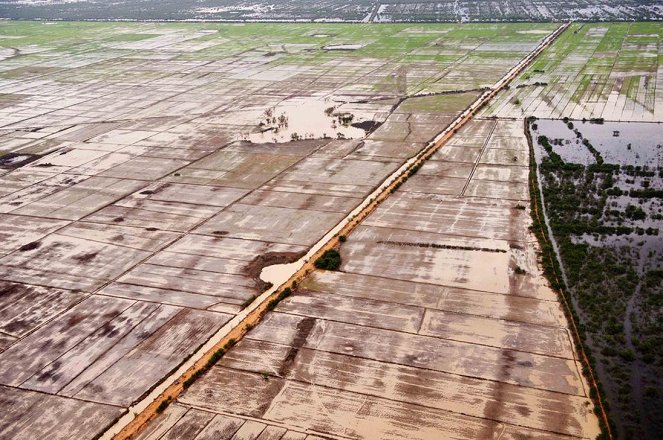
[533,119,663,167]
[531,118,663,439]
[248,97,368,144]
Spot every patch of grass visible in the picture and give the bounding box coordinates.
[105,33,159,42]
[399,92,480,113]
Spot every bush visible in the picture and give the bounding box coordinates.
[206,348,225,368]
[645,386,659,398]
[156,398,171,414]
[625,205,646,221]
[267,288,292,310]
[619,349,635,362]
[314,249,341,270]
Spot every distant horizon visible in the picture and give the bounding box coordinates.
[1,0,661,23]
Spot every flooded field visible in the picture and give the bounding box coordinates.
[483,22,663,122]
[530,118,663,438]
[0,21,564,439]
[533,119,663,167]
[246,97,368,143]
[136,118,601,440]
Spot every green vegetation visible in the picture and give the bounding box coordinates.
[526,124,613,439]
[530,119,663,439]
[267,287,292,311]
[183,338,237,389]
[0,21,558,100]
[489,22,663,119]
[514,266,527,275]
[105,33,159,42]
[314,249,342,270]
[155,397,172,414]
[408,162,424,177]
[399,92,480,113]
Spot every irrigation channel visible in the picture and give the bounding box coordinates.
[102,21,571,440]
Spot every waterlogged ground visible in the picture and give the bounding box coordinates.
[245,97,368,143]
[483,22,663,122]
[0,21,566,439]
[137,118,601,440]
[531,118,663,439]
[534,119,663,167]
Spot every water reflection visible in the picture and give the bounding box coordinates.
[247,97,369,143]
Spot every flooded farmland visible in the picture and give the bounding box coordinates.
[136,117,601,440]
[246,97,369,143]
[483,22,663,123]
[533,119,663,166]
[0,18,660,440]
[531,118,663,439]
[0,21,576,440]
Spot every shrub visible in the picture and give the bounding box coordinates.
[645,386,659,398]
[267,288,292,310]
[619,350,635,362]
[206,348,225,368]
[314,249,341,270]
[156,398,171,414]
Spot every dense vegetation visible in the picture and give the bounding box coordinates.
[314,249,342,270]
[530,119,663,439]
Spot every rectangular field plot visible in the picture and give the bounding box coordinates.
[0,21,608,440]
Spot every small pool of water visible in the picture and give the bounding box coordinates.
[248,97,368,143]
